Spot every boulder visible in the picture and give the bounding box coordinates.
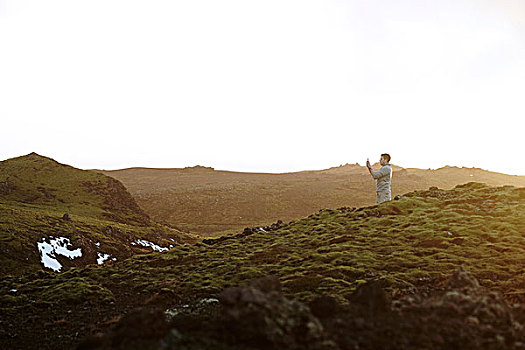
[446,265,480,290]
[78,308,169,350]
[218,275,336,349]
[346,280,391,314]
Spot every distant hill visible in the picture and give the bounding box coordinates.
[0,153,196,276]
[101,163,525,236]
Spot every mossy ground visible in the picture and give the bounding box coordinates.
[3,182,525,303]
[1,182,524,349]
[128,183,524,304]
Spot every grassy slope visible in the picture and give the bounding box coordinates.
[101,164,525,236]
[0,153,149,223]
[115,183,525,304]
[2,182,524,308]
[0,153,197,276]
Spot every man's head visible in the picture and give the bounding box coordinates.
[380,153,391,165]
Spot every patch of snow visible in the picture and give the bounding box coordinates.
[37,241,62,272]
[97,252,111,265]
[112,257,117,261]
[198,298,219,305]
[133,239,168,252]
[37,236,82,272]
[169,244,173,248]
[470,174,473,177]
[52,237,82,259]
[95,242,100,247]
[165,309,177,319]
[258,228,267,232]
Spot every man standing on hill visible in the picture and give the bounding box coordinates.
[367,154,392,203]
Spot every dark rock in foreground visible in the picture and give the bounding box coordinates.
[78,267,525,349]
[217,275,336,349]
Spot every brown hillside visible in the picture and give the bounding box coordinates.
[101,164,525,236]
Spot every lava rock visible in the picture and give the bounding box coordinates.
[346,280,391,314]
[78,308,170,350]
[218,275,336,349]
[77,267,525,350]
[308,296,342,319]
[446,265,480,290]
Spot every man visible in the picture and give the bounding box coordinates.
[367,153,392,204]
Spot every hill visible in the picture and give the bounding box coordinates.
[1,182,524,349]
[0,153,197,276]
[101,163,525,236]
[1,153,152,224]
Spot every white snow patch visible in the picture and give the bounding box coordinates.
[112,257,117,261]
[198,298,219,305]
[37,236,82,272]
[133,239,168,252]
[97,252,111,265]
[95,242,100,247]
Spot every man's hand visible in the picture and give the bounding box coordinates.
[366,158,374,176]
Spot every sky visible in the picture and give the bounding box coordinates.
[1,0,524,174]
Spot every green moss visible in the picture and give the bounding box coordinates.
[2,183,525,307]
[284,275,323,293]
[0,295,18,304]
[39,277,115,304]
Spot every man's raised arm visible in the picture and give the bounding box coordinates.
[371,166,390,179]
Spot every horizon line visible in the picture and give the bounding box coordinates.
[2,152,524,177]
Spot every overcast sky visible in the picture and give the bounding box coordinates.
[1,0,524,174]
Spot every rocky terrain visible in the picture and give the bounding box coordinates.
[78,269,525,350]
[1,180,524,349]
[101,163,525,236]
